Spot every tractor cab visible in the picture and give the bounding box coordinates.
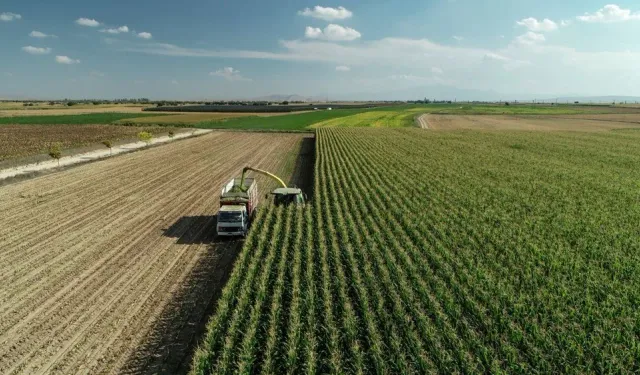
[271,187,305,206]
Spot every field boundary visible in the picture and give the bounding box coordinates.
[196,128,315,134]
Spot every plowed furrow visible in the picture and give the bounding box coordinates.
[0,131,308,375]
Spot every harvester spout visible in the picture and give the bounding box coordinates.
[240,166,287,191]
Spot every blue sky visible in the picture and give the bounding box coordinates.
[2,1,640,100]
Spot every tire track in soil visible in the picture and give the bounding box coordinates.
[58,135,292,375]
[417,114,431,129]
[0,133,226,268]
[0,132,311,375]
[0,136,241,321]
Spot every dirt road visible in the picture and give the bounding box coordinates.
[416,113,431,129]
[0,132,311,374]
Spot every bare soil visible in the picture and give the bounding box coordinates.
[0,106,150,117]
[0,131,311,374]
[426,114,640,131]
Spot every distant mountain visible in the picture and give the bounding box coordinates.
[334,85,505,102]
[332,86,640,103]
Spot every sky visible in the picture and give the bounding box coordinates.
[2,0,640,100]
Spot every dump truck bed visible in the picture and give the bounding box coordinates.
[219,177,258,216]
[221,177,256,196]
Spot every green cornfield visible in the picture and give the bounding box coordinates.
[192,128,640,374]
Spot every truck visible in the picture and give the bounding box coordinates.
[216,177,258,237]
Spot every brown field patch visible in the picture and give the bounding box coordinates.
[0,106,151,117]
[0,131,311,374]
[427,114,640,131]
[0,124,178,162]
[536,113,640,123]
[562,105,640,113]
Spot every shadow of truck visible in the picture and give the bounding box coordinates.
[118,215,243,374]
[162,215,219,245]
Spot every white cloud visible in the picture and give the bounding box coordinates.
[56,55,80,64]
[30,30,57,38]
[305,27,323,39]
[124,42,307,60]
[484,52,509,62]
[90,71,106,77]
[453,36,463,41]
[515,31,546,45]
[4,72,13,77]
[22,46,52,55]
[577,4,640,23]
[127,38,524,71]
[336,65,350,71]
[560,20,572,27]
[137,32,152,39]
[0,12,21,22]
[124,35,640,97]
[431,66,443,74]
[101,25,129,34]
[516,17,558,32]
[298,6,352,21]
[390,74,426,80]
[171,79,179,85]
[210,67,251,81]
[387,73,452,85]
[76,18,100,27]
[305,24,361,41]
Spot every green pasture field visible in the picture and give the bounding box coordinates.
[191,104,635,130]
[1,104,634,130]
[192,108,373,130]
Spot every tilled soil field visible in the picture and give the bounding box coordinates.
[0,131,312,374]
[0,106,149,117]
[426,114,640,131]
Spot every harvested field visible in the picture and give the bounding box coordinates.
[539,113,640,123]
[0,124,178,161]
[0,131,312,374]
[426,114,640,131]
[0,106,150,117]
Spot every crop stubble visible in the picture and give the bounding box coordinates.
[426,114,640,131]
[0,131,309,374]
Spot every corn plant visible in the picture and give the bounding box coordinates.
[191,127,640,375]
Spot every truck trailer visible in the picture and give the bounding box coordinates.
[216,177,258,237]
